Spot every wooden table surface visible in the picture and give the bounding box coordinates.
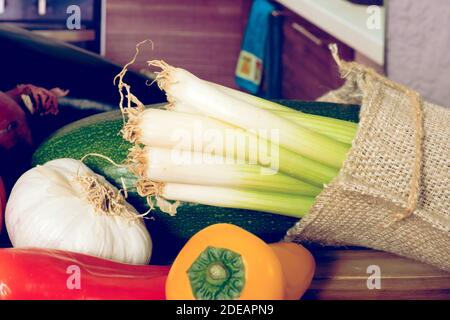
[302,247,450,300]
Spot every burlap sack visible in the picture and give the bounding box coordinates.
[286,45,450,272]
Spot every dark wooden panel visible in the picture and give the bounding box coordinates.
[281,11,354,100]
[303,248,450,300]
[105,0,252,88]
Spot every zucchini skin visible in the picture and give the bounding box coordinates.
[32,102,359,264]
[31,112,297,264]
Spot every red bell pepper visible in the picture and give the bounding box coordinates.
[0,248,169,300]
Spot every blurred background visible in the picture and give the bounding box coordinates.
[1,0,449,105]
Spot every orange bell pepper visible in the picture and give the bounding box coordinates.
[166,223,315,300]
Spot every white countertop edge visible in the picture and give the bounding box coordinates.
[100,0,106,56]
[277,0,385,65]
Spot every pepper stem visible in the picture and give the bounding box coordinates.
[207,263,228,284]
[187,246,245,300]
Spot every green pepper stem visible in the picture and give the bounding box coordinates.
[187,246,245,300]
[207,263,228,283]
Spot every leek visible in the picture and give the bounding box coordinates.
[170,100,356,145]
[207,82,357,145]
[115,60,362,219]
[161,183,315,218]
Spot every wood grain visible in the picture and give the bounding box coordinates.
[105,0,252,88]
[303,248,450,300]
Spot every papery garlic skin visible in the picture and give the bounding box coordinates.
[6,158,152,265]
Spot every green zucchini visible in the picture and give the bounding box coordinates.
[32,101,359,264]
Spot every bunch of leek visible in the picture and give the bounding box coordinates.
[120,61,357,219]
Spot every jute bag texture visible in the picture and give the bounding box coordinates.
[286,46,450,272]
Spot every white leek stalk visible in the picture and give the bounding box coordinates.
[177,83,357,145]
[134,108,233,149]
[139,146,321,196]
[160,183,315,218]
[170,101,356,145]
[149,61,349,169]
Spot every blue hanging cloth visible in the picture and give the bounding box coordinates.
[235,0,281,98]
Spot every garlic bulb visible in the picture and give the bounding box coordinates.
[6,158,152,265]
